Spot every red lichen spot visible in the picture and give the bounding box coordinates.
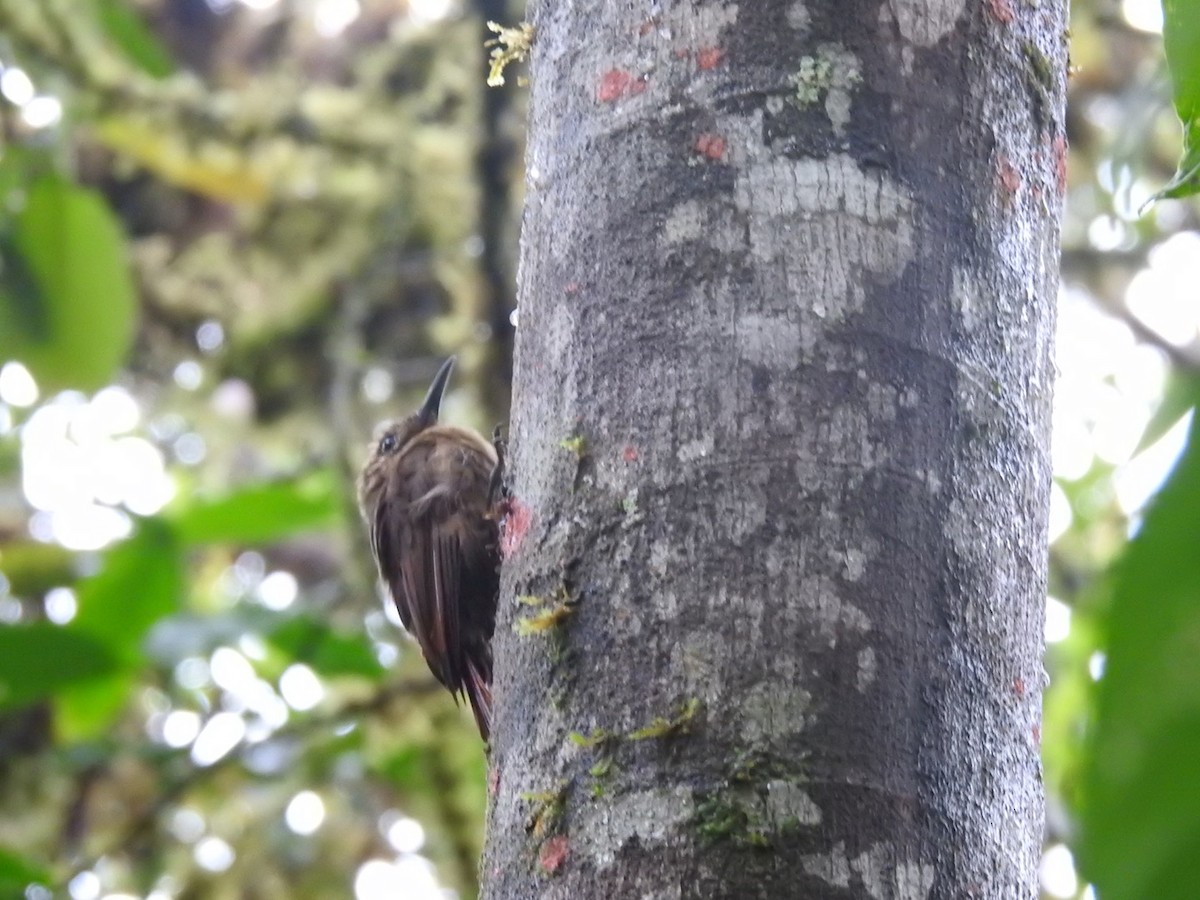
[1032,724,1042,745]
[629,74,650,96]
[1052,135,1068,195]
[695,132,727,161]
[622,445,639,463]
[674,47,691,60]
[637,17,658,36]
[985,0,1015,24]
[500,496,533,559]
[696,46,726,70]
[1013,677,1025,698]
[998,155,1021,199]
[565,281,581,295]
[539,836,569,874]
[598,69,632,103]
[488,766,501,796]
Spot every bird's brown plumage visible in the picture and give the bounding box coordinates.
[357,359,500,739]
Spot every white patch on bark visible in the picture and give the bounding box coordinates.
[674,1,739,38]
[840,546,867,581]
[660,199,742,252]
[952,266,977,331]
[795,44,861,137]
[662,198,705,243]
[764,779,823,826]
[657,587,679,619]
[827,404,877,468]
[741,680,813,740]
[894,860,937,899]
[728,135,915,336]
[853,843,937,899]
[677,434,714,463]
[954,263,1022,342]
[574,786,694,868]
[803,841,852,887]
[824,74,857,138]
[798,573,872,645]
[886,0,966,47]
[944,496,1004,592]
[923,467,942,493]
[857,646,877,692]
[545,299,574,380]
[807,842,937,898]
[673,628,725,704]
[734,148,911,227]
[641,1,738,59]
[640,890,682,900]
[711,464,770,542]
[736,312,803,367]
[514,300,578,518]
[866,382,901,421]
[786,1,811,30]
[649,539,672,576]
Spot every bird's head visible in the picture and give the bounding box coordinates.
[357,356,455,519]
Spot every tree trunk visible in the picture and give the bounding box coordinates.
[484,1,1064,897]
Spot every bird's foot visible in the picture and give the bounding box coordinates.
[488,425,509,508]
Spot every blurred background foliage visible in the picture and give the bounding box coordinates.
[0,0,520,897]
[0,1,1196,899]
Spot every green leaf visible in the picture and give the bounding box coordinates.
[1151,122,1200,201]
[0,232,48,342]
[0,143,37,206]
[0,539,76,597]
[71,518,184,664]
[0,846,49,891]
[55,673,136,743]
[1165,0,1200,120]
[1135,368,1200,454]
[377,745,424,788]
[0,174,137,392]
[0,623,121,710]
[53,520,182,738]
[267,617,385,678]
[94,0,174,79]
[1080,402,1200,900]
[173,470,342,545]
[1154,0,1200,200]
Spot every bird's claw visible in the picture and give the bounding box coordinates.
[488,425,509,508]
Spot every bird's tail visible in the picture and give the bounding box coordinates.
[465,658,493,741]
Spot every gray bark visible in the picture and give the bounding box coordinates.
[484,1,1064,898]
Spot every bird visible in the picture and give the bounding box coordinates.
[357,357,501,740]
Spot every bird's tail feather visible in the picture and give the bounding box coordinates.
[465,658,492,740]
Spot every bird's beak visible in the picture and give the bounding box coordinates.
[417,356,455,426]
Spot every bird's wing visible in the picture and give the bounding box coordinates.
[429,524,465,691]
[371,497,416,635]
[373,491,467,694]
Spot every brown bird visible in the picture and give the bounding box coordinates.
[357,357,500,739]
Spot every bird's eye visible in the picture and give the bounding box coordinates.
[379,433,398,454]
